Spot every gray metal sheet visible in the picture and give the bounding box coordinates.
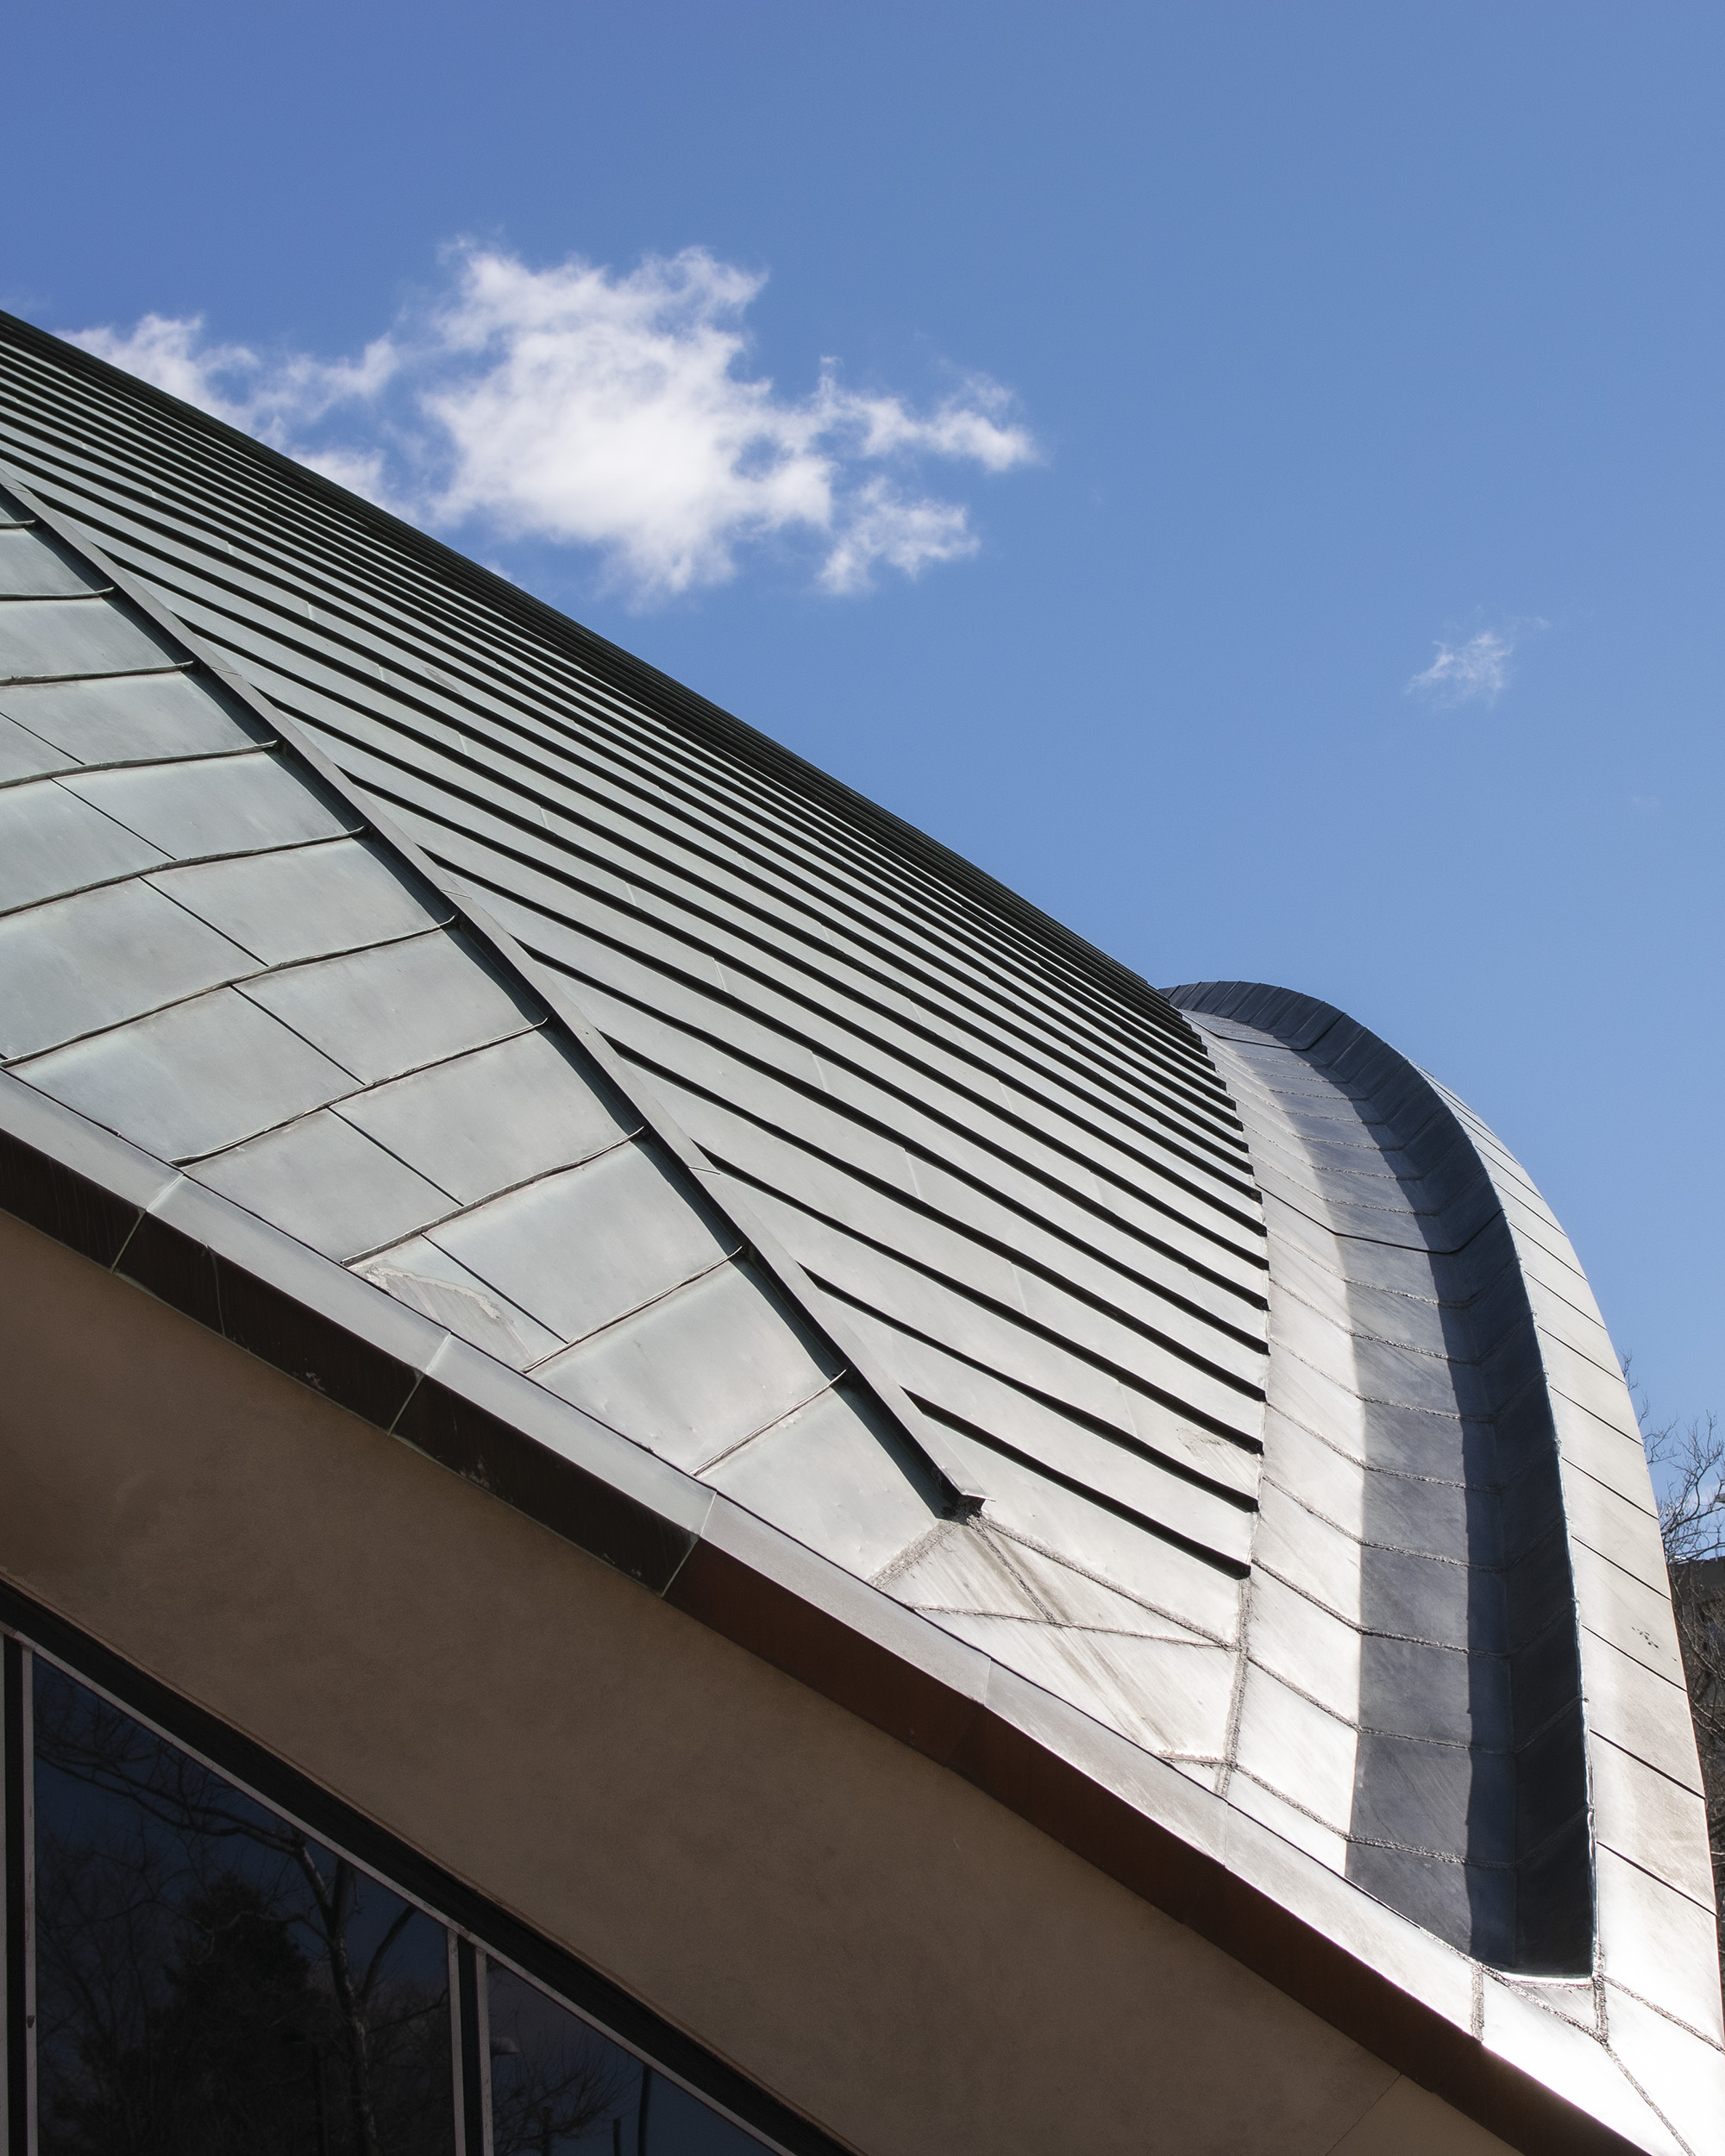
[17,984,356,1159]
[931,1604,1238,1762]
[0,878,259,1060]
[426,1139,737,1343]
[61,749,357,860]
[842,1295,1260,1504]
[748,1176,1262,1449]
[612,1009,1259,1380]
[0,711,73,784]
[336,1028,630,1206]
[354,1233,566,1370]
[535,1257,836,1468]
[295,686,1239,1167]
[421,812,1257,1238]
[543,942,1267,1297]
[192,1108,452,1260]
[151,837,448,967]
[523,768,1240,1168]
[928,1413,1246,1643]
[702,1383,942,1576]
[242,930,540,1086]
[0,670,267,764]
[0,776,167,912]
[0,597,179,679]
[0,525,108,597]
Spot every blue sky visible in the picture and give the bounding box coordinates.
[7,2,1721,1432]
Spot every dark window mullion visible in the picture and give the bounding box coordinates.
[453,1934,491,2156]
[3,1635,33,2156]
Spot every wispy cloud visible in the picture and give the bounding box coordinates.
[67,246,1037,603]
[1405,621,1544,708]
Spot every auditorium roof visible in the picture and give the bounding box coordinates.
[0,310,1716,2156]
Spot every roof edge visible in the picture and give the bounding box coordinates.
[0,1075,1649,2156]
[0,307,1191,1048]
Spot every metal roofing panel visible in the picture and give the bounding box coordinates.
[16,984,356,1159]
[241,929,540,1086]
[923,1414,1247,1643]
[426,1139,736,1344]
[535,937,1268,1294]
[837,1294,1259,1507]
[335,1028,632,1206]
[702,1382,942,1578]
[0,524,108,597]
[149,837,448,967]
[0,670,268,764]
[0,711,73,784]
[0,596,179,678]
[0,878,259,1059]
[0,775,167,912]
[61,749,358,859]
[266,685,1245,1163]
[535,1257,837,1469]
[354,1233,566,1370]
[191,1107,453,1260]
[932,1602,1239,1762]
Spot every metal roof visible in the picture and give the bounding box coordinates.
[0,310,1717,2156]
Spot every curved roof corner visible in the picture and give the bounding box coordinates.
[1169,980,1721,2147]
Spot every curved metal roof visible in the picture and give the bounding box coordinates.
[0,311,1716,2155]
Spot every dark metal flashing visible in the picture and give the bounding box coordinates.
[0,1088,1644,2156]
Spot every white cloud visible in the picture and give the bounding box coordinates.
[72,312,399,444]
[1405,625,1533,707]
[66,247,1036,602]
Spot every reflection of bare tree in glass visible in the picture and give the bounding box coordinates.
[486,1966,636,2154]
[33,1668,451,2156]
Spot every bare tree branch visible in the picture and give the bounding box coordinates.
[1639,1376,1725,2002]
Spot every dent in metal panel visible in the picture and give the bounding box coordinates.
[354,1233,567,1370]
[0,879,259,1059]
[0,711,75,784]
[191,1108,453,1260]
[535,1257,838,1469]
[242,930,542,1087]
[16,985,356,1160]
[0,598,179,678]
[336,1028,631,1206]
[150,837,449,968]
[62,750,358,859]
[427,1139,737,1344]
[0,777,167,912]
[702,1382,942,1578]
[0,670,268,764]
[0,525,109,597]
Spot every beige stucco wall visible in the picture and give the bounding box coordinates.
[0,1209,1512,2156]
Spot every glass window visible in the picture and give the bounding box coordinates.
[32,1658,454,2156]
[486,1965,764,2155]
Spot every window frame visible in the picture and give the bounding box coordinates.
[0,1586,841,2156]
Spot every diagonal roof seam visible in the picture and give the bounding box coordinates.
[0,452,993,1516]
